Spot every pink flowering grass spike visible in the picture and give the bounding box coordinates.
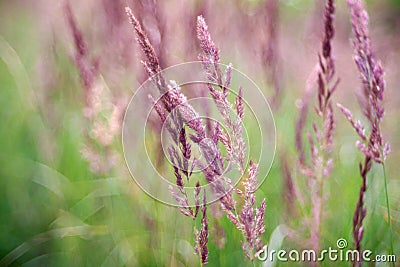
[195,16,267,261]
[292,0,339,255]
[65,1,125,174]
[337,1,391,265]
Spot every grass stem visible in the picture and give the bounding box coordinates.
[382,164,394,267]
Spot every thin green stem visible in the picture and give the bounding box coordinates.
[193,223,203,267]
[382,164,394,267]
[315,98,329,264]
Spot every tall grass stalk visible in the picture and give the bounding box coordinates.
[382,164,394,267]
[338,0,391,265]
[293,1,338,259]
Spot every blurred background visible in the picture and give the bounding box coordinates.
[0,0,399,266]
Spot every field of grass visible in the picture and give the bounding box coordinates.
[0,0,399,266]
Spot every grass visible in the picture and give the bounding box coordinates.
[0,0,399,266]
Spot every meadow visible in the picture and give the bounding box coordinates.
[0,0,399,266]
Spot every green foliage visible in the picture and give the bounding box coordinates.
[0,1,398,266]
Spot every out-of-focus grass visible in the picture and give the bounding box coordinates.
[0,1,399,267]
